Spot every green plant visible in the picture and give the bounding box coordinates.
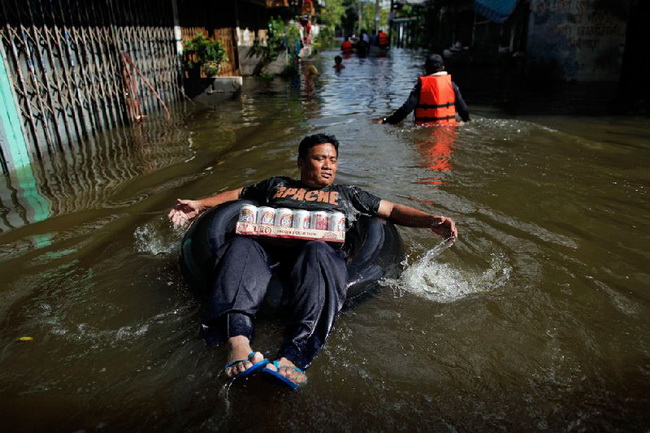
[183,33,227,76]
[202,61,221,77]
[246,17,304,77]
[264,17,302,61]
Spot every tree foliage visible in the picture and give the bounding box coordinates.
[357,1,389,33]
[319,0,347,28]
[336,0,390,35]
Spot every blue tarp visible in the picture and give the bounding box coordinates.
[473,0,519,23]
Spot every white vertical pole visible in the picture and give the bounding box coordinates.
[171,0,183,55]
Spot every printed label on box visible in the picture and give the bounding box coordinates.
[236,222,345,243]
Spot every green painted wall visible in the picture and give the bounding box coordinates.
[0,47,51,232]
[0,46,31,171]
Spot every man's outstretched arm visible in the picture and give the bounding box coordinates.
[381,82,420,124]
[168,187,243,227]
[377,199,458,240]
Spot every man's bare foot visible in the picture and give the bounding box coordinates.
[224,335,264,379]
[265,357,308,387]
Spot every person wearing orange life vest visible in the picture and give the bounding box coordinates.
[377,30,389,48]
[340,36,354,56]
[378,53,470,125]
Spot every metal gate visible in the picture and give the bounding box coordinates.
[0,0,183,172]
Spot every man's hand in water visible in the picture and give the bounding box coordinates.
[431,215,458,241]
[168,199,203,227]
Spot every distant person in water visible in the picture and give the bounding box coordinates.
[377,30,390,49]
[303,61,320,77]
[378,53,470,126]
[299,16,312,44]
[333,55,345,72]
[355,36,369,57]
[341,36,354,56]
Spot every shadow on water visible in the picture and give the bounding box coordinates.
[1,48,649,432]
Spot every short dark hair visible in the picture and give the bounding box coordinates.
[298,133,339,159]
[425,53,445,74]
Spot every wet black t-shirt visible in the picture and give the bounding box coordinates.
[240,176,382,228]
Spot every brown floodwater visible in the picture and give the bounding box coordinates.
[1,49,649,432]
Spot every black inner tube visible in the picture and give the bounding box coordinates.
[180,200,404,306]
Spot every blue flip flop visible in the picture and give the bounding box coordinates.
[224,352,269,382]
[262,360,308,390]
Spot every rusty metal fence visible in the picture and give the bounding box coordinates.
[0,0,183,169]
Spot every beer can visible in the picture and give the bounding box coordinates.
[257,207,276,225]
[329,211,346,232]
[293,209,311,229]
[275,208,294,228]
[239,204,258,223]
[312,211,330,230]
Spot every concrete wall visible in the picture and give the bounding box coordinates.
[238,46,289,76]
[526,0,627,81]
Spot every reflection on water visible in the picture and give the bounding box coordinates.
[1,49,649,432]
[414,126,457,188]
[0,117,193,231]
[0,166,51,232]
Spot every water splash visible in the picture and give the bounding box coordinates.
[394,240,512,303]
[134,216,184,256]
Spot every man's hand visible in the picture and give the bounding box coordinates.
[431,215,458,241]
[168,199,203,227]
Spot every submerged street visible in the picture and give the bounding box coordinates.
[1,48,649,431]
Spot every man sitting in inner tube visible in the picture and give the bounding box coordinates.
[168,133,458,390]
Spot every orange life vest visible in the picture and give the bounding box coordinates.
[378,32,389,47]
[415,74,457,125]
[341,40,354,54]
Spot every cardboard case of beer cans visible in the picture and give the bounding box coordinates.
[235,205,345,243]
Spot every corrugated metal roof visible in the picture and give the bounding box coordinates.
[394,0,428,5]
[473,0,519,23]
